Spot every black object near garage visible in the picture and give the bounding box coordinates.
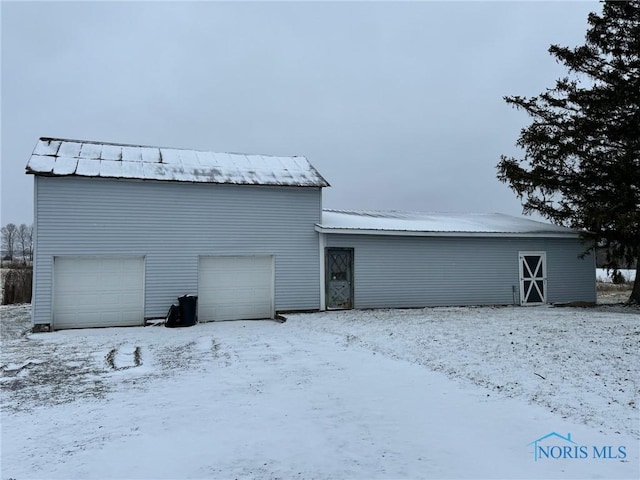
[165,295,198,328]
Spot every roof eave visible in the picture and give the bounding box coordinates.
[26,169,328,188]
[314,225,582,238]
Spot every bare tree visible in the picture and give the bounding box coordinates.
[1,223,18,262]
[17,224,34,263]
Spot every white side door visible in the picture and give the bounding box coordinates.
[519,252,547,305]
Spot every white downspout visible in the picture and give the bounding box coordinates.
[319,231,326,310]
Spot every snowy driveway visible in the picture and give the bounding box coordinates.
[1,304,639,479]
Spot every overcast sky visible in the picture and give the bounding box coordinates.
[1,1,599,226]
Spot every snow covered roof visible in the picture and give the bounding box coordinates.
[316,210,581,238]
[25,138,329,188]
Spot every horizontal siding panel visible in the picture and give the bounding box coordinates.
[325,234,595,308]
[33,176,322,324]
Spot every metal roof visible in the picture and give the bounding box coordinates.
[25,138,329,188]
[316,209,581,238]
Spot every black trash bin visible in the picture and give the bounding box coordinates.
[178,294,198,326]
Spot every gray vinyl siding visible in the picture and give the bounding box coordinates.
[32,176,322,325]
[324,234,596,308]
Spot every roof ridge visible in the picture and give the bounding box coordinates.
[37,137,305,159]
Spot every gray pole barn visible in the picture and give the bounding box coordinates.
[26,138,596,330]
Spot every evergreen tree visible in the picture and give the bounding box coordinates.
[497,0,640,303]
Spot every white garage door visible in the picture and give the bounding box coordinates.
[53,257,144,329]
[198,255,274,322]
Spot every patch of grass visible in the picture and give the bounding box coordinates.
[597,281,633,292]
[105,348,117,370]
[134,346,142,367]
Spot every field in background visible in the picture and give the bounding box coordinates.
[596,268,635,304]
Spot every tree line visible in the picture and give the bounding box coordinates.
[1,223,33,263]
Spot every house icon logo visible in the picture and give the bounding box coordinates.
[528,432,628,462]
[528,432,581,462]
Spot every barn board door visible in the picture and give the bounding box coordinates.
[326,248,354,309]
[519,252,547,305]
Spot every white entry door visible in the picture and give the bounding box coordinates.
[519,252,547,305]
[53,256,145,329]
[198,255,274,322]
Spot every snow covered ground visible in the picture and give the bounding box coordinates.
[1,303,638,479]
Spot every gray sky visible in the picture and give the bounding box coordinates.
[1,1,599,226]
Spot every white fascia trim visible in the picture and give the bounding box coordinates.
[314,225,580,239]
[32,176,42,326]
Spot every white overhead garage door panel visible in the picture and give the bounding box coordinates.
[53,257,144,329]
[198,255,274,322]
